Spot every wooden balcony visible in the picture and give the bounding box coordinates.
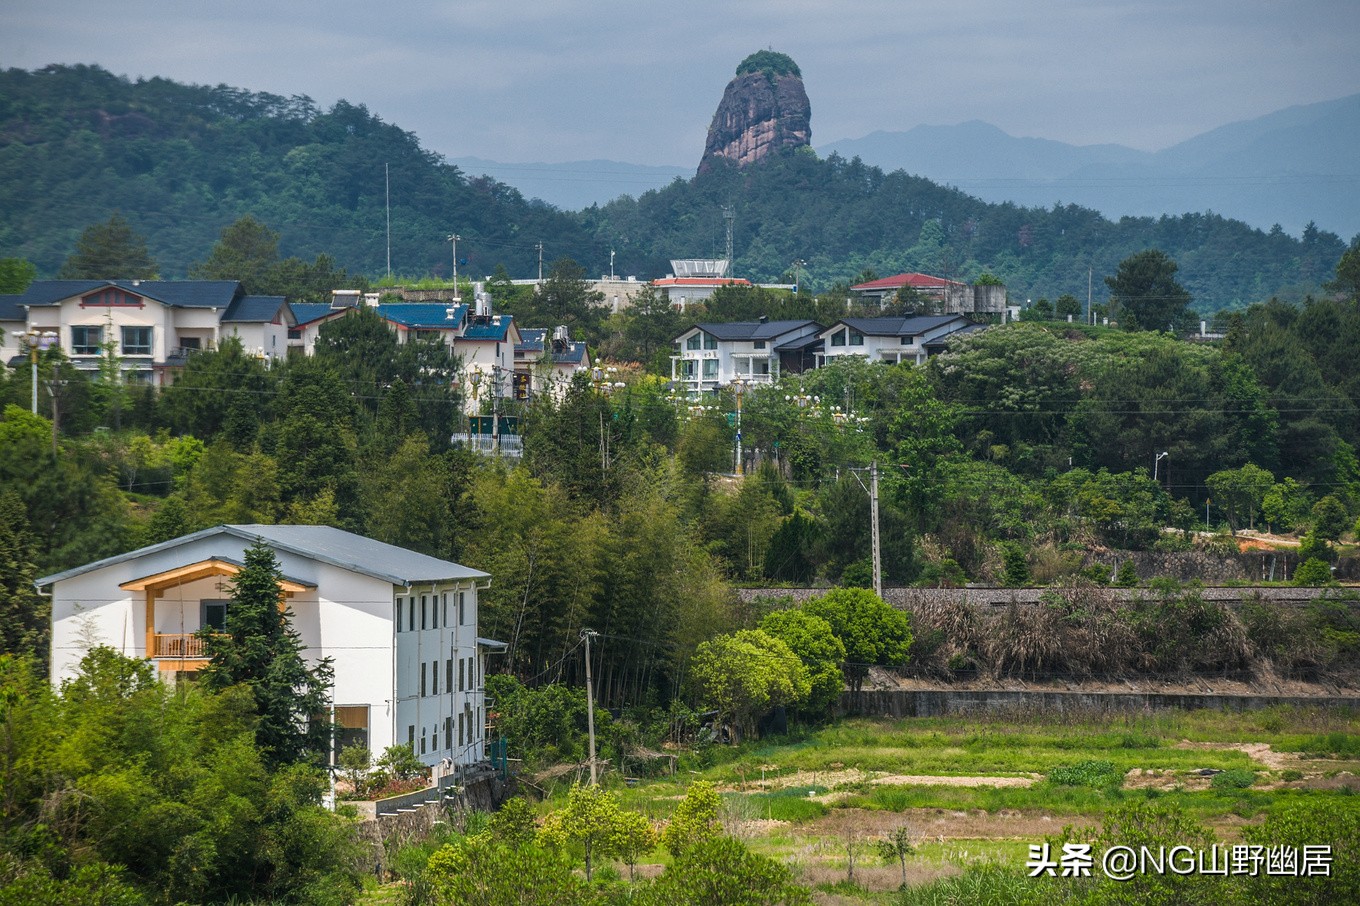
[152,633,225,659]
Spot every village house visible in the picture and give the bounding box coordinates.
[670,318,822,394]
[38,524,501,769]
[816,314,982,366]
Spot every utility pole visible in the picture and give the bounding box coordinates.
[385,163,392,279]
[1087,267,1093,325]
[582,629,599,785]
[536,241,544,283]
[870,460,882,599]
[848,461,883,599]
[447,234,462,300]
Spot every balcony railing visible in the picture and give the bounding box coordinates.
[152,633,225,659]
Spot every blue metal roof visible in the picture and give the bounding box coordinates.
[13,280,243,309]
[461,315,514,341]
[378,302,467,328]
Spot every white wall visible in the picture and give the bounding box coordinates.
[392,582,483,767]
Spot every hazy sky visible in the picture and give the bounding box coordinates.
[3,0,1355,168]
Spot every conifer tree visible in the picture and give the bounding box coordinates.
[201,540,333,767]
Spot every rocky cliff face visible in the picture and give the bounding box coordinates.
[699,51,811,174]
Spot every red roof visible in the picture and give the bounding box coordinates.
[652,277,753,287]
[851,272,965,292]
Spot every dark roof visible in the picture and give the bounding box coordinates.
[680,319,821,342]
[378,302,467,328]
[461,315,514,341]
[830,315,967,338]
[0,295,23,322]
[290,302,340,326]
[516,328,587,364]
[37,523,489,588]
[222,295,291,324]
[516,328,547,352]
[924,322,987,348]
[773,334,825,353]
[13,280,243,309]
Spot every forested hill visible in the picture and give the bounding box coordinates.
[588,151,1348,313]
[0,64,605,279]
[0,64,1348,313]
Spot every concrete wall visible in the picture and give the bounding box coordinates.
[842,688,1360,719]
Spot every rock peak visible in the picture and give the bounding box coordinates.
[699,51,811,174]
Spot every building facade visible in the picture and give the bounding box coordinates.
[39,524,498,769]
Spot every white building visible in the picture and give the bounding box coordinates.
[670,319,822,394]
[816,315,981,366]
[1,280,294,383]
[38,524,499,769]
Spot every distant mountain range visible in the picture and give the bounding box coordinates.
[458,95,1360,239]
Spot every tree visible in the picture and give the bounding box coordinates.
[689,629,811,742]
[661,781,722,858]
[804,588,912,693]
[1311,494,1350,541]
[759,609,846,717]
[0,492,48,663]
[1105,249,1193,332]
[876,824,918,890]
[190,215,280,292]
[610,808,659,882]
[1294,558,1335,587]
[200,541,334,767]
[1330,235,1360,299]
[1206,463,1274,533]
[427,835,587,906]
[57,214,158,280]
[0,258,36,294]
[537,784,628,881]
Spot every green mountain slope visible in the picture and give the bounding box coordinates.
[0,64,1345,313]
[0,64,605,279]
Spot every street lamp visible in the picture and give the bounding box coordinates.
[1154,451,1169,486]
[26,329,58,415]
[731,378,748,475]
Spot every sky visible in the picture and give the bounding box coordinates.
[2,0,1356,169]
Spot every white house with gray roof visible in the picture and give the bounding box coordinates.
[2,280,294,384]
[39,524,499,770]
[670,319,822,394]
[816,315,981,366]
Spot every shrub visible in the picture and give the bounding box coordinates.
[1294,558,1335,587]
[1210,769,1256,790]
[1048,760,1123,788]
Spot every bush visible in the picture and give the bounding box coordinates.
[1294,558,1335,587]
[1211,769,1256,790]
[1048,760,1123,788]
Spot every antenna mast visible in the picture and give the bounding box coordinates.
[722,205,735,277]
[385,163,392,279]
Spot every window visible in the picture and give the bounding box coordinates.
[431,594,438,629]
[704,334,717,350]
[121,326,152,355]
[179,337,201,350]
[849,330,865,346]
[442,593,448,626]
[458,658,465,692]
[702,359,718,379]
[459,592,466,626]
[444,716,452,751]
[395,597,403,631]
[753,340,766,349]
[421,596,428,630]
[202,600,229,631]
[71,326,102,355]
[421,663,427,697]
[408,599,415,632]
[686,334,701,350]
[830,329,846,347]
[458,712,465,747]
[430,659,438,695]
[335,705,369,752]
[408,725,415,747]
[420,732,426,754]
[446,658,453,692]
